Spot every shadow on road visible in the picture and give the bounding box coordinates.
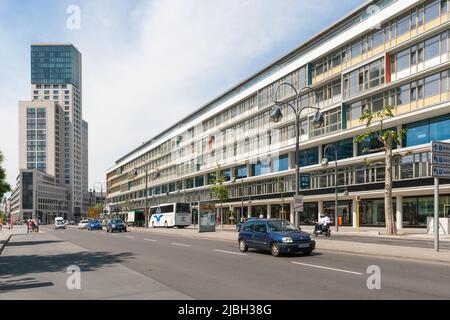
[0,278,54,293]
[0,250,135,279]
[6,240,64,247]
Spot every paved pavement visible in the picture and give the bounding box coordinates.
[0,226,28,254]
[1,226,449,300]
[0,231,191,300]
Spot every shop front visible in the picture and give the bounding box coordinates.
[324,200,353,226]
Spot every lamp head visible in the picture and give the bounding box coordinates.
[321,157,329,168]
[312,110,324,129]
[270,105,283,123]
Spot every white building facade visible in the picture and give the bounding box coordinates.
[106,0,450,229]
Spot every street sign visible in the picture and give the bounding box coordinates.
[432,141,450,155]
[293,195,304,212]
[432,154,450,167]
[432,166,450,179]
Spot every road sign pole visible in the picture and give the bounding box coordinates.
[434,177,440,252]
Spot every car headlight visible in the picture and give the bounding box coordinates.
[112,224,116,228]
[282,237,293,243]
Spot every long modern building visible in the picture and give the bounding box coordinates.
[106,0,450,229]
[11,44,89,223]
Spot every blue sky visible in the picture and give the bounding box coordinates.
[0,0,365,190]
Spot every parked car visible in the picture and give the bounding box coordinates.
[107,219,127,233]
[238,219,315,257]
[87,219,102,231]
[78,219,90,229]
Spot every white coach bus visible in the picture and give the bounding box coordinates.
[149,203,191,228]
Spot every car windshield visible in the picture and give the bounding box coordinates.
[113,220,123,224]
[91,220,99,223]
[267,220,297,232]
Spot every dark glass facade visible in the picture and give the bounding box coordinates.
[299,147,319,167]
[31,45,81,88]
[404,114,450,147]
[323,138,354,161]
[22,172,34,210]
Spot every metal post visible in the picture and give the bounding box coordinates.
[145,164,149,229]
[241,179,244,223]
[434,177,440,252]
[334,149,339,233]
[295,115,301,228]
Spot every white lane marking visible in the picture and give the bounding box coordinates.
[144,238,157,242]
[125,235,135,239]
[170,242,191,247]
[213,249,246,256]
[291,262,363,275]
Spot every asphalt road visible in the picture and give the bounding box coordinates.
[10,226,443,300]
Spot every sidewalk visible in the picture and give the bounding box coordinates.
[129,226,450,263]
[0,226,28,255]
[0,232,192,299]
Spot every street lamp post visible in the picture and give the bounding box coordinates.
[322,144,339,232]
[232,176,245,223]
[93,182,105,219]
[270,84,324,228]
[134,163,160,229]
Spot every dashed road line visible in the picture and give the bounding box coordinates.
[144,238,157,242]
[213,249,246,256]
[291,262,362,275]
[170,242,191,247]
[125,235,135,239]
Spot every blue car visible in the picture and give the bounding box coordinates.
[87,219,102,231]
[236,217,258,232]
[107,219,127,233]
[238,219,315,257]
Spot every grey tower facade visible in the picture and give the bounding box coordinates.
[30,44,88,220]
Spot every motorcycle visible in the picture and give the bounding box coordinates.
[313,223,331,237]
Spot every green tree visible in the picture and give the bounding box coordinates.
[0,150,11,201]
[210,174,229,228]
[95,202,104,217]
[355,105,407,235]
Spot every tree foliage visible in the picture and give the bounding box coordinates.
[354,105,407,235]
[0,150,11,201]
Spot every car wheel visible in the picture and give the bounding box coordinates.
[124,229,127,232]
[239,239,248,252]
[303,250,312,256]
[270,242,281,257]
[152,222,155,228]
[164,221,168,228]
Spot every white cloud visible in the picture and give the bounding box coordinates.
[0,0,363,190]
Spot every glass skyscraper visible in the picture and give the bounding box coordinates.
[31,44,82,88]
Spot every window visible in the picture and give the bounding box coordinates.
[373,30,384,48]
[442,0,448,13]
[299,147,319,167]
[425,35,440,61]
[323,139,354,161]
[254,222,267,233]
[397,49,410,72]
[397,84,410,105]
[271,154,289,172]
[397,14,410,36]
[235,166,247,179]
[404,114,450,147]
[243,221,255,232]
[425,0,439,22]
[351,41,362,59]
[425,73,440,97]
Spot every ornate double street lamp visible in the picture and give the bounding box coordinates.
[270,84,324,228]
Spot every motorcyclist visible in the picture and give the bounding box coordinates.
[317,214,331,233]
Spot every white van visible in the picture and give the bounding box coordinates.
[54,217,65,230]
